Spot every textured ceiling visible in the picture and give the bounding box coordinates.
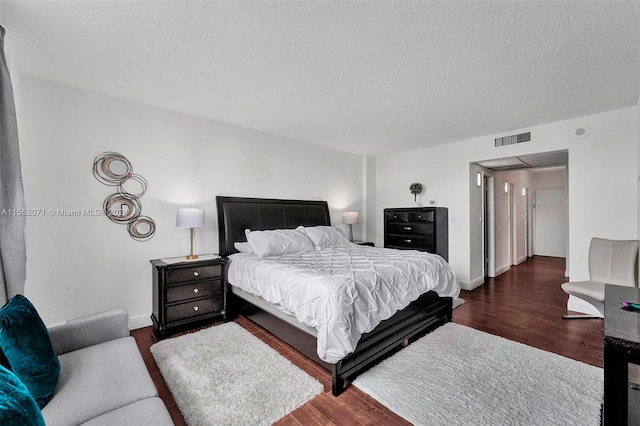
[1,1,638,156]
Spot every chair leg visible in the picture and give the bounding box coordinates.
[564,295,604,319]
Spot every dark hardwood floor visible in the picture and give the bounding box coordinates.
[131,256,604,426]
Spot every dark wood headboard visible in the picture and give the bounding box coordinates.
[216,196,331,256]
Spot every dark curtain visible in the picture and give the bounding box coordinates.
[0,25,26,304]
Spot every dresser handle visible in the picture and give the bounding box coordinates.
[193,306,199,312]
[404,239,412,243]
[193,288,199,294]
[193,271,199,277]
[404,226,412,231]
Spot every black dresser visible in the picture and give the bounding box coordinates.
[384,207,448,261]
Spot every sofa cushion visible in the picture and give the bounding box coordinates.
[81,397,174,426]
[41,336,159,426]
[0,294,60,408]
[0,364,46,426]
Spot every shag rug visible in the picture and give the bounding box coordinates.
[150,322,323,426]
[353,322,603,426]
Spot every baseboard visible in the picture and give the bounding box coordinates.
[515,255,528,265]
[495,264,510,276]
[129,313,153,330]
[459,276,484,291]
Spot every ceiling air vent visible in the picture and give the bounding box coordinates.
[495,131,531,147]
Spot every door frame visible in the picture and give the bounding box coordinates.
[483,173,496,278]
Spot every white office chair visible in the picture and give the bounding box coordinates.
[562,237,639,319]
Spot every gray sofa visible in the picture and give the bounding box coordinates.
[42,308,174,425]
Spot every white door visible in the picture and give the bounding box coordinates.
[533,188,567,257]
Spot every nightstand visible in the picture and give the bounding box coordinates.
[353,240,375,247]
[150,256,227,338]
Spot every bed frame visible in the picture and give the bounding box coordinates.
[216,195,452,396]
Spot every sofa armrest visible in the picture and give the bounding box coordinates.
[48,308,130,355]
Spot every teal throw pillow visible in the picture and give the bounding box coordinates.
[0,294,60,409]
[0,364,46,426]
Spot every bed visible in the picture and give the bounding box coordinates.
[216,195,459,396]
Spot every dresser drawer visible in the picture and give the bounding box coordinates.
[387,234,434,250]
[166,297,223,323]
[408,211,434,222]
[387,222,433,235]
[385,211,408,222]
[167,264,222,283]
[166,279,222,303]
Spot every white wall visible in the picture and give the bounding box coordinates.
[17,77,364,327]
[491,174,515,275]
[376,106,638,289]
[531,168,567,189]
[364,155,377,242]
[13,76,638,323]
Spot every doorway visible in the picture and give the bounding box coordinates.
[473,150,569,283]
[533,188,567,257]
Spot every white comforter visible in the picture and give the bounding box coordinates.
[228,244,459,363]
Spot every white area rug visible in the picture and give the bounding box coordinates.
[353,323,603,426]
[151,322,323,426]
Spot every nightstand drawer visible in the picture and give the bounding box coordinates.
[166,298,223,323]
[167,264,222,283]
[166,280,222,303]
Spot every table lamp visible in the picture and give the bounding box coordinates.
[176,208,204,259]
[342,211,359,242]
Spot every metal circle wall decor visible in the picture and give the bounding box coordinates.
[93,152,155,241]
[93,152,133,185]
[103,193,141,224]
[128,216,156,241]
[117,174,147,198]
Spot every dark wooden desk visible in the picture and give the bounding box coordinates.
[604,284,640,425]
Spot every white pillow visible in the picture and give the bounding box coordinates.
[245,228,315,257]
[299,225,350,248]
[234,241,253,253]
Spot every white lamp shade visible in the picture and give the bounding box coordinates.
[342,211,359,225]
[176,208,204,228]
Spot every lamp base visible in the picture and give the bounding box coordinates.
[186,227,198,260]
